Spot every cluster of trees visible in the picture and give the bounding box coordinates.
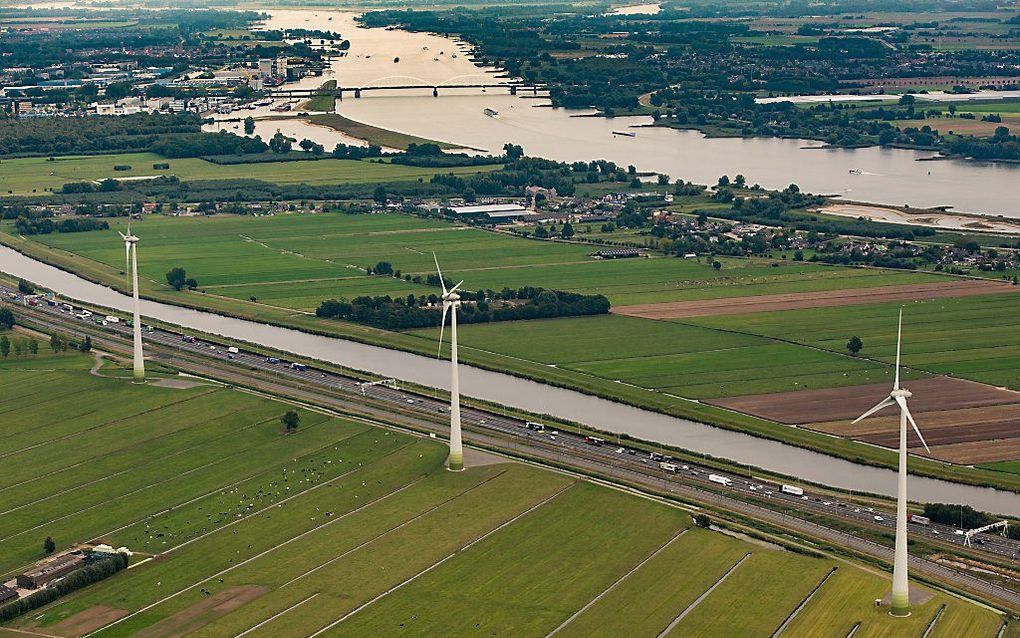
[0,113,202,156]
[923,502,994,529]
[152,131,269,158]
[946,127,1019,161]
[0,308,14,330]
[315,288,610,330]
[0,552,129,623]
[166,267,198,291]
[281,410,301,434]
[14,215,109,235]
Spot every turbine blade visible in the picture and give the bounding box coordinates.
[437,301,449,358]
[118,231,127,240]
[449,280,464,294]
[896,395,930,453]
[433,251,448,295]
[852,395,896,424]
[894,308,903,390]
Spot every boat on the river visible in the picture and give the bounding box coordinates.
[849,168,862,175]
[612,130,636,137]
[484,108,499,118]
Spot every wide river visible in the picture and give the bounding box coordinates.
[3,244,1020,515]
[206,9,1020,217]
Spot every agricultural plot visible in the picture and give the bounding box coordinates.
[782,566,1004,638]
[11,212,939,311]
[613,279,1015,320]
[0,354,1004,637]
[0,153,498,195]
[417,315,893,399]
[692,293,1020,391]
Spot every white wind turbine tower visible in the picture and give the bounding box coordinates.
[434,253,464,471]
[118,224,145,383]
[853,308,929,617]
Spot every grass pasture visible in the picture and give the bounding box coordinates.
[0,152,498,196]
[412,314,895,399]
[692,293,1020,391]
[6,210,1019,479]
[0,339,1005,637]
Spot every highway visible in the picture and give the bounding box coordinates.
[4,288,1020,611]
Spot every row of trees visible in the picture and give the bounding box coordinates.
[315,289,610,331]
[14,215,109,235]
[0,335,40,358]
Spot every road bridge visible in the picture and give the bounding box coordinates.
[266,82,547,99]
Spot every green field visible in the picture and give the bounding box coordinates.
[411,314,898,399]
[10,212,939,309]
[0,153,499,195]
[691,294,1020,391]
[7,209,1020,488]
[0,357,1003,637]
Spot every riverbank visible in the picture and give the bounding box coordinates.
[306,113,470,151]
[820,202,1020,235]
[3,231,1020,496]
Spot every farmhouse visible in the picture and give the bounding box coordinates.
[0,584,17,604]
[16,554,85,590]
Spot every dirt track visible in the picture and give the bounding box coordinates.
[612,279,1018,319]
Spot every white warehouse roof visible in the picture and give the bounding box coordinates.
[449,203,529,215]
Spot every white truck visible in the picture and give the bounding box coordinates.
[781,484,804,497]
[659,462,679,473]
[708,474,732,487]
[105,315,120,324]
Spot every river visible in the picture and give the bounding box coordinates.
[205,9,1020,218]
[3,244,1019,515]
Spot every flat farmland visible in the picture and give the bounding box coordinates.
[693,294,1020,391]
[10,212,941,312]
[708,376,1018,425]
[445,255,942,307]
[0,153,499,195]
[613,279,1017,320]
[0,343,1004,636]
[807,401,1020,465]
[410,314,894,399]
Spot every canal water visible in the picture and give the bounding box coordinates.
[3,244,1019,515]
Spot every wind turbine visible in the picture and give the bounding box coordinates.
[118,224,145,384]
[434,253,464,472]
[853,308,929,617]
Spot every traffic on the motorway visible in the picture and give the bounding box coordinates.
[4,286,1017,560]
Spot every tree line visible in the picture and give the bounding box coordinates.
[14,216,109,235]
[315,288,610,330]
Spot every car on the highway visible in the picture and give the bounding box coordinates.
[874,515,884,522]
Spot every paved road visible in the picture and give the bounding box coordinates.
[5,289,1020,611]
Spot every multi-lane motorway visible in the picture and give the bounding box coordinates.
[4,288,1020,610]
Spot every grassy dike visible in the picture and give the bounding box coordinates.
[4,230,1020,494]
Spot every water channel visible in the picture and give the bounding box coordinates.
[3,244,1019,515]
